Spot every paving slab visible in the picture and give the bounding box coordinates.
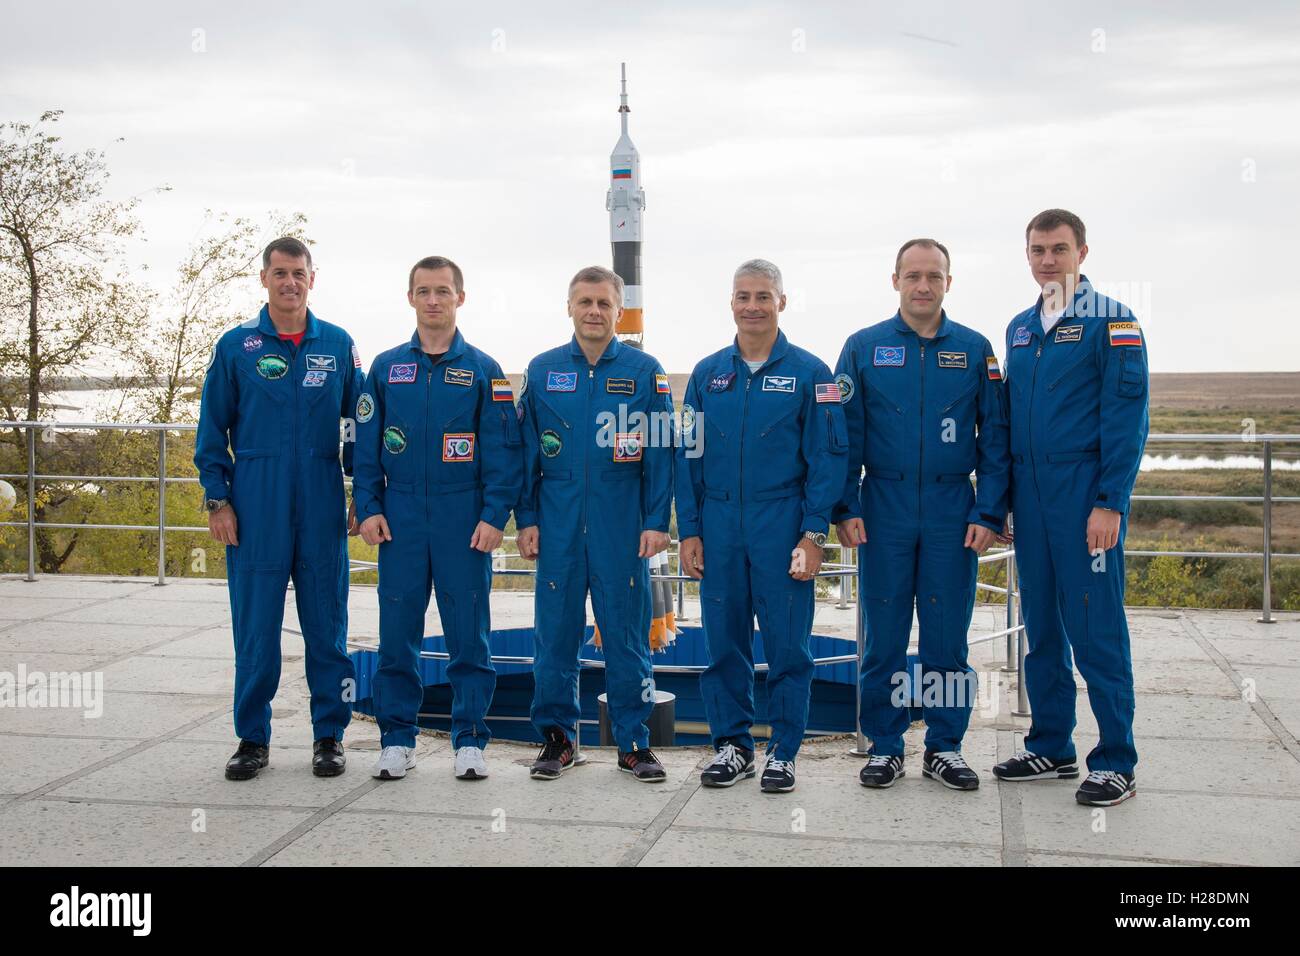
[50,600,233,628]
[95,654,234,696]
[265,810,642,866]
[639,829,1004,867]
[0,799,312,866]
[0,734,142,793]
[1207,637,1300,669]
[0,597,104,622]
[1072,690,1275,742]
[1,619,192,658]
[0,690,225,740]
[0,578,154,600]
[1018,786,1300,866]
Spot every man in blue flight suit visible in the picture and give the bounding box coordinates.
[515,266,674,783]
[833,239,1010,792]
[352,256,523,782]
[677,259,848,794]
[196,237,363,781]
[992,209,1149,808]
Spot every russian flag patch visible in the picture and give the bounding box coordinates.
[491,378,514,402]
[986,356,1003,381]
[815,383,840,404]
[1108,321,1142,347]
[655,373,671,394]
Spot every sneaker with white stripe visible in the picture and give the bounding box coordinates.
[992,749,1079,781]
[1075,770,1136,806]
[923,750,980,790]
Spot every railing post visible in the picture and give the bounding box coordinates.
[1012,575,1030,717]
[156,429,167,586]
[1259,440,1274,624]
[1002,551,1019,672]
[849,582,869,756]
[26,424,36,582]
[837,542,850,609]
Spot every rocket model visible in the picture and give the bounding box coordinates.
[593,65,677,654]
[607,62,645,347]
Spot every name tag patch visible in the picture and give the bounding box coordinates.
[1012,327,1033,347]
[1108,321,1142,347]
[873,346,905,367]
[445,367,474,387]
[762,375,796,393]
[547,371,577,392]
[1054,325,1084,344]
[389,363,418,384]
[305,354,336,372]
[937,351,967,369]
[614,432,643,462]
[607,377,635,395]
[303,370,328,387]
[707,372,736,393]
[442,433,476,462]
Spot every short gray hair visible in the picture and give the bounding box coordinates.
[568,265,623,304]
[733,258,783,294]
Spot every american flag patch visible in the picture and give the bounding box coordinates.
[1108,321,1142,347]
[655,373,671,394]
[815,383,840,404]
[491,378,513,402]
[986,356,1003,381]
[352,344,362,368]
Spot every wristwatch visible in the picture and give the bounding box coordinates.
[803,530,827,548]
[205,498,229,513]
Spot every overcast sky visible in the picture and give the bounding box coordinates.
[3,0,1297,373]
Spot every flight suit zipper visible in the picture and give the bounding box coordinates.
[739,371,753,510]
[918,342,926,520]
[1030,335,1044,511]
[426,365,433,522]
[583,365,594,536]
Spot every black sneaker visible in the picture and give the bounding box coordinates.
[1075,771,1136,807]
[618,747,667,782]
[859,753,904,788]
[312,737,346,777]
[760,754,796,793]
[530,727,575,780]
[225,740,269,781]
[992,749,1079,781]
[923,750,980,790]
[700,743,756,787]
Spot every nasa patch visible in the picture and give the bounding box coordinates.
[707,372,736,393]
[243,335,263,353]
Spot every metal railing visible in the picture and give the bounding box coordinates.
[2,422,1296,738]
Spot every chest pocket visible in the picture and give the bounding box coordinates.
[236,357,291,405]
[1048,349,1096,392]
[439,387,481,431]
[939,377,979,415]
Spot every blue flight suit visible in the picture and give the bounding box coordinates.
[1004,276,1149,774]
[195,306,363,745]
[515,336,674,751]
[352,330,523,750]
[676,330,848,761]
[833,312,1010,757]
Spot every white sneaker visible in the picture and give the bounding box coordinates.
[455,746,489,780]
[372,745,416,780]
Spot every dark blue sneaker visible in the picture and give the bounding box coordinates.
[992,749,1079,781]
[700,743,755,787]
[859,753,904,788]
[923,750,980,790]
[1075,771,1136,806]
[760,754,795,793]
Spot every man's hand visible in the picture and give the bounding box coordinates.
[680,536,704,580]
[964,523,997,555]
[470,521,504,553]
[347,499,359,536]
[639,530,670,558]
[1086,507,1121,553]
[997,516,1014,545]
[208,505,238,547]
[359,514,392,546]
[790,537,824,581]
[836,517,867,548]
[517,525,540,561]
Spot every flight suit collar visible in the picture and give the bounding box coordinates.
[1033,273,1095,323]
[405,326,466,366]
[888,309,952,342]
[256,304,320,343]
[726,328,789,373]
[567,333,621,365]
